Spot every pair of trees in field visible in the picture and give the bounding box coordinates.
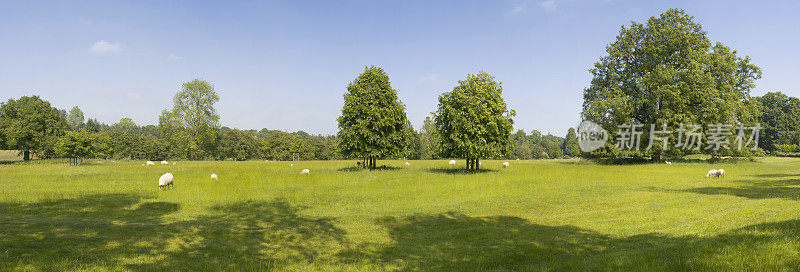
[337,67,515,170]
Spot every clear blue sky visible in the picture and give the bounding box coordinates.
[1,0,798,136]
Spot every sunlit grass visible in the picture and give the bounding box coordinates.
[2,158,800,271]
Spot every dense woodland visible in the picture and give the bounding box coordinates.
[0,94,577,161]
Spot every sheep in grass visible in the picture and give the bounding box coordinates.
[300,169,310,175]
[146,161,155,166]
[158,173,174,190]
[706,169,718,178]
[211,174,218,181]
[449,160,456,166]
[716,169,725,177]
[172,162,176,165]
[503,162,510,168]
[665,161,672,165]
[161,161,168,165]
[405,162,410,166]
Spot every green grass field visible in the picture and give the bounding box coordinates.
[2,158,800,271]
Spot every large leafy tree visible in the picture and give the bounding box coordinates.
[55,129,112,165]
[434,71,515,170]
[418,116,440,159]
[0,96,69,160]
[562,128,580,157]
[66,106,85,130]
[160,79,221,159]
[582,9,761,158]
[755,92,800,152]
[337,66,409,169]
[219,128,261,161]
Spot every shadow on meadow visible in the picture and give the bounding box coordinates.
[338,165,404,172]
[682,174,800,200]
[4,194,800,271]
[361,212,800,271]
[427,168,498,175]
[0,194,347,271]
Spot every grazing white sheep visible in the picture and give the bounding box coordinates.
[300,169,310,175]
[146,161,155,166]
[665,161,672,165]
[158,173,174,190]
[161,161,168,165]
[141,164,145,166]
[449,160,456,166]
[706,169,718,178]
[210,174,218,181]
[172,162,176,165]
[716,169,725,177]
[405,162,410,166]
[516,158,520,161]
[479,161,482,166]
[290,164,294,167]
[503,162,510,168]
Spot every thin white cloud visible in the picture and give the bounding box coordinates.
[168,53,181,60]
[418,74,440,83]
[125,92,141,100]
[90,40,121,53]
[539,0,556,11]
[511,4,527,14]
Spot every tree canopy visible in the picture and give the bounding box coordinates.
[337,66,409,168]
[581,8,761,157]
[66,106,85,130]
[434,71,515,169]
[0,96,69,160]
[755,92,800,152]
[160,79,221,159]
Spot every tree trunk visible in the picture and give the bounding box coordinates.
[23,150,30,161]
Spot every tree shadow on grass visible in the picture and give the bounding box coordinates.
[363,212,800,271]
[0,194,349,271]
[427,168,498,175]
[678,176,800,200]
[338,166,403,172]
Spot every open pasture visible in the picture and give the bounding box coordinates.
[2,158,800,271]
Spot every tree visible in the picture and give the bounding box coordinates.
[219,129,261,161]
[755,92,800,152]
[0,96,69,160]
[581,9,761,158]
[418,116,440,159]
[162,79,221,159]
[337,66,409,169]
[56,129,111,165]
[562,128,580,157]
[66,106,85,130]
[434,71,515,170]
[84,118,102,133]
[106,118,140,159]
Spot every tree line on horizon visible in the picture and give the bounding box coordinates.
[1,9,799,166]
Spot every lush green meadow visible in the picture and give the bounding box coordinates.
[2,158,800,271]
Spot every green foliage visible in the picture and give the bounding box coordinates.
[582,9,761,158]
[55,129,112,164]
[66,106,85,130]
[418,116,440,159]
[164,79,221,159]
[434,71,515,169]
[337,66,409,168]
[219,129,261,161]
[562,128,580,157]
[755,92,800,152]
[0,95,69,160]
